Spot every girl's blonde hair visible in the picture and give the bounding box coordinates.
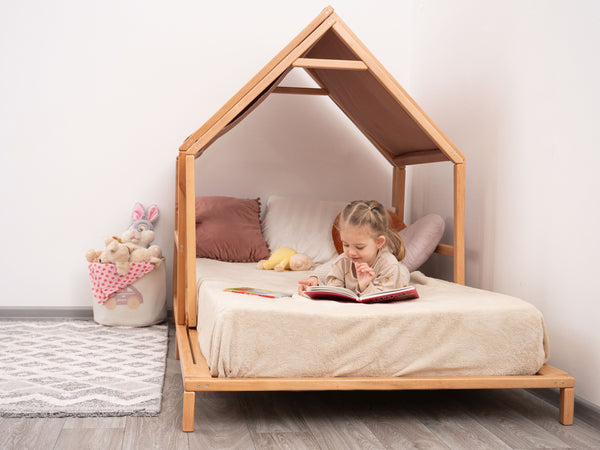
[337,200,406,261]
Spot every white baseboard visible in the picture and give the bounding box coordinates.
[0,307,94,319]
[0,307,174,321]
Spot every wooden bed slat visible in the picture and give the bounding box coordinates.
[293,58,367,70]
[176,324,195,373]
[272,86,329,95]
[182,369,575,392]
[435,244,454,257]
[393,149,450,166]
[187,329,212,378]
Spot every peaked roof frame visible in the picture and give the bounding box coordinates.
[175,7,465,328]
[179,6,464,166]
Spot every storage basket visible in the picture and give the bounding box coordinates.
[92,262,166,326]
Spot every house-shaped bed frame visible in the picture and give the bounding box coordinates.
[174,6,574,432]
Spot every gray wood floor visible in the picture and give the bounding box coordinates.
[1,324,599,450]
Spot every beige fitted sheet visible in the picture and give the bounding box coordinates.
[195,258,549,378]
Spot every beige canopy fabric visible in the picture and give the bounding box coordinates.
[179,6,464,168]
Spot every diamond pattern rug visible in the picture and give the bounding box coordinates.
[0,319,169,417]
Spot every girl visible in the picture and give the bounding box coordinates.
[298,200,410,295]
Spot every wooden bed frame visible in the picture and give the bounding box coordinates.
[173,6,574,432]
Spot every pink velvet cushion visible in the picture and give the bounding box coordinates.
[195,196,270,262]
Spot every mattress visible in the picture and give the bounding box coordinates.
[195,258,549,378]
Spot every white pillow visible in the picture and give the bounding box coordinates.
[262,196,347,264]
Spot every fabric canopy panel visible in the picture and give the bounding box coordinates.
[303,28,444,163]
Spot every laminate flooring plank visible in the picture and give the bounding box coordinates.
[250,431,321,450]
[364,413,450,450]
[0,417,65,450]
[292,391,386,450]
[121,371,189,450]
[311,390,449,450]
[121,323,188,450]
[449,390,570,449]
[238,391,309,433]
[357,391,450,450]
[492,389,600,450]
[188,391,255,449]
[409,390,512,450]
[62,416,126,429]
[53,427,124,450]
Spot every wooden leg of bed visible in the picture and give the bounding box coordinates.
[182,391,196,432]
[559,387,575,425]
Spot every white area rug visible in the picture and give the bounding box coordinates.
[0,320,169,417]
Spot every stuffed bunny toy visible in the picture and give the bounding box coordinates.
[121,203,162,259]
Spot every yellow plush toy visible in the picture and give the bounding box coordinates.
[257,247,314,272]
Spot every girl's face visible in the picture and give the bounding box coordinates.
[339,224,386,266]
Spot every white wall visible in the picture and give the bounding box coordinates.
[1,0,598,408]
[0,0,410,308]
[194,69,393,204]
[407,0,600,406]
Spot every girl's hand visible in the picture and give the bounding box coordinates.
[298,276,318,294]
[354,262,375,292]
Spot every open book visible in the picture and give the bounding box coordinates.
[304,285,418,303]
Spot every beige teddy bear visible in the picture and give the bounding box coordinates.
[86,235,161,275]
[86,236,131,275]
[85,236,119,264]
[124,242,162,266]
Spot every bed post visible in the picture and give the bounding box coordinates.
[559,387,575,425]
[392,165,406,224]
[184,154,198,327]
[453,162,465,285]
[183,391,196,432]
[174,154,186,326]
